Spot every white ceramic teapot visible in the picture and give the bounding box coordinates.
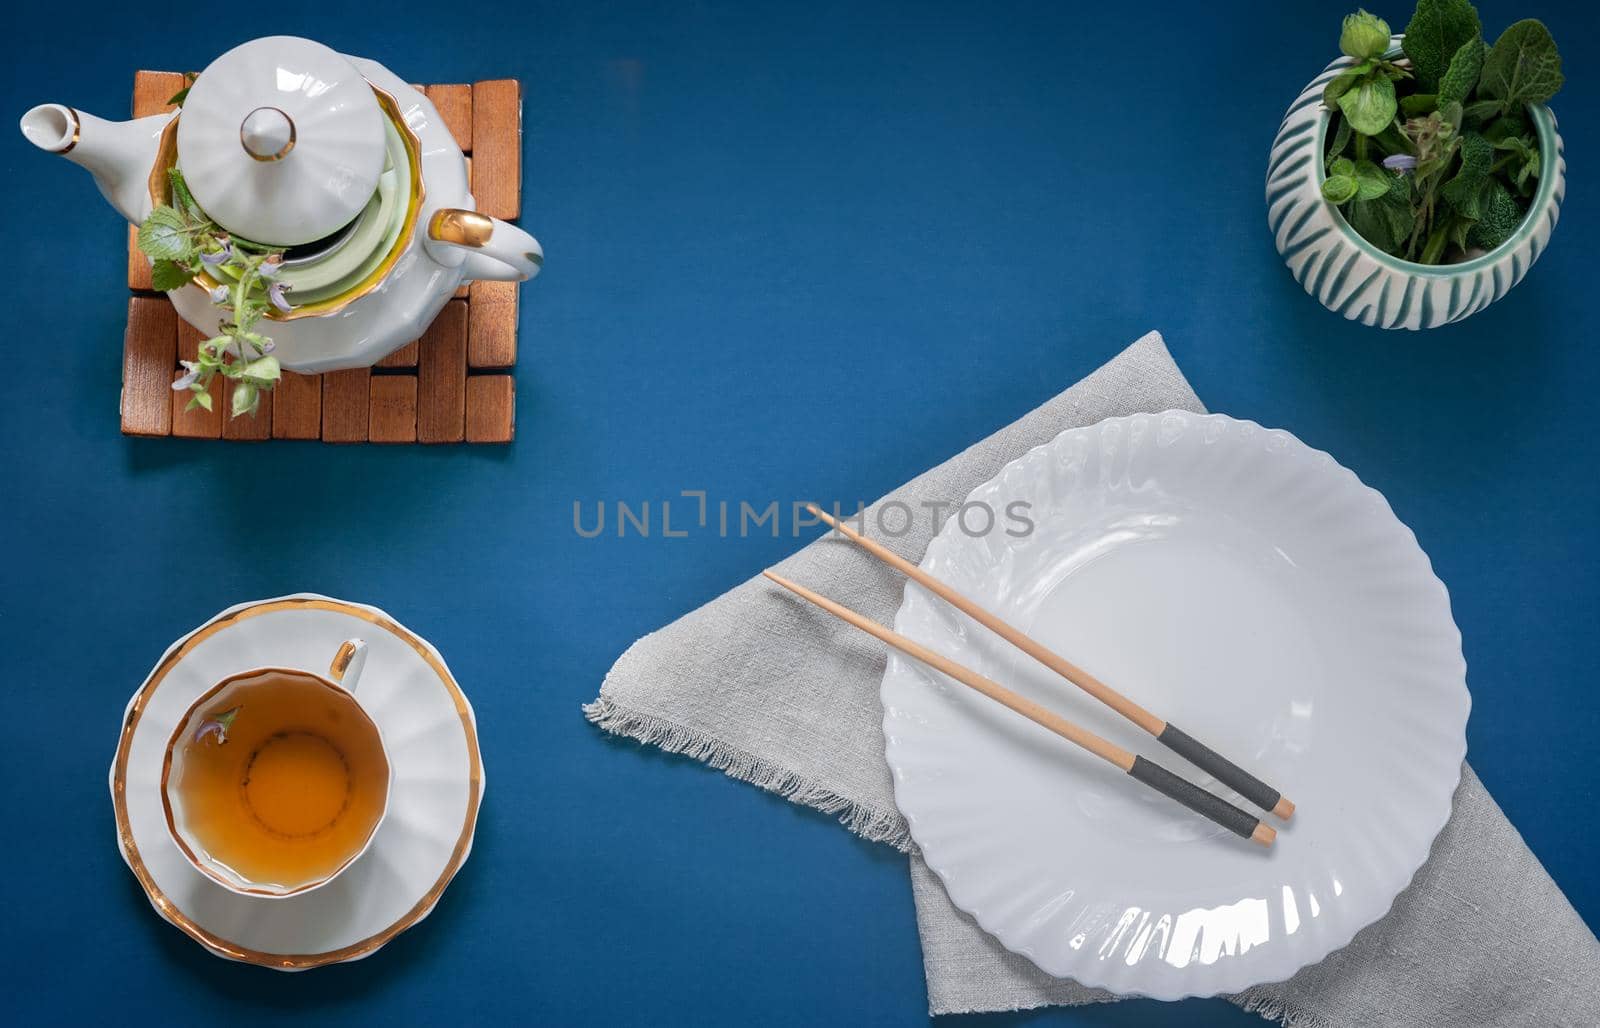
[21,36,541,373]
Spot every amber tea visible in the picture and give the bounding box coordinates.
[164,662,389,895]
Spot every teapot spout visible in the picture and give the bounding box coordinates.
[20,104,172,225]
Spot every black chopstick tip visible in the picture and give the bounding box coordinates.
[1156,722,1289,819]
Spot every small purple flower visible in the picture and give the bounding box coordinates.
[257,258,283,280]
[1383,154,1418,173]
[172,363,200,391]
[192,706,241,746]
[199,241,232,267]
[268,280,294,312]
[209,284,230,304]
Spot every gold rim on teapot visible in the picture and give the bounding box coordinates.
[146,81,425,322]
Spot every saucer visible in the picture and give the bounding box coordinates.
[110,594,485,970]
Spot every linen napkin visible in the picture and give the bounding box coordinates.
[585,332,1600,1024]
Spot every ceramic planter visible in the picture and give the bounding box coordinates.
[1266,37,1565,330]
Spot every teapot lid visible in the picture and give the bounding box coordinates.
[176,36,387,247]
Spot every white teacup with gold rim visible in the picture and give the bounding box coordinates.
[21,35,541,373]
[161,638,392,898]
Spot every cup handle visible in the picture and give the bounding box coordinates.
[427,209,543,282]
[329,638,368,693]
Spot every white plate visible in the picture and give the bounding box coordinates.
[110,594,484,970]
[882,411,1467,999]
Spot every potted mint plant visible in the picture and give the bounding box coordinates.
[1266,1,1565,329]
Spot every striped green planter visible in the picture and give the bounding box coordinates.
[1267,37,1565,330]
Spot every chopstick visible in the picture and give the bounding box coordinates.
[763,571,1276,848]
[805,503,1296,821]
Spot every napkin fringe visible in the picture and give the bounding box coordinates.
[1233,986,1328,1028]
[584,696,914,851]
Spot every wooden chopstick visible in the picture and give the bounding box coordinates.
[806,503,1296,821]
[763,571,1276,848]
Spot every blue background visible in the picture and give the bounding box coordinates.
[2,1,1594,1024]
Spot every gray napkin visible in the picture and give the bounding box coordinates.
[585,332,1599,1024]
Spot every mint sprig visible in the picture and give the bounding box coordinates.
[166,72,197,109]
[1319,0,1562,264]
[135,167,288,417]
[1478,19,1564,114]
[1323,12,1412,136]
[1403,0,1482,91]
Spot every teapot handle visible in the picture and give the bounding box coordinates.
[426,209,543,282]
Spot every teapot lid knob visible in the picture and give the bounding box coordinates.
[240,107,296,162]
[175,36,385,247]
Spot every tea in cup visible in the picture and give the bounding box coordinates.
[161,639,390,897]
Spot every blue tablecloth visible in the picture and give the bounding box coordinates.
[2,2,1594,1024]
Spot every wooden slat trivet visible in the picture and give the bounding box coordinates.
[120,72,523,443]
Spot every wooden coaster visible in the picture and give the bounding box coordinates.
[120,73,524,444]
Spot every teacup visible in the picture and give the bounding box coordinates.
[161,638,391,898]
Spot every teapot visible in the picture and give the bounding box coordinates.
[20,36,541,373]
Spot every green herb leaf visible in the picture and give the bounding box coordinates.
[1375,122,1412,155]
[1479,19,1564,110]
[167,72,196,107]
[1439,132,1493,219]
[1457,131,1493,176]
[149,259,192,291]
[1402,0,1483,92]
[137,207,194,261]
[1463,99,1503,125]
[1345,199,1395,251]
[1438,100,1464,131]
[1338,74,1397,136]
[168,167,205,222]
[1345,171,1413,253]
[1483,111,1528,143]
[186,390,215,413]
[147,157,289,407]
[1322,173,1360,204]
[1492,134,1541,191]
[1420,222,1453,265]
[239,354,281,387]
[1323,67,1368,107]
[1353,160,1390,200]
[1341,11,1392,61]
[1440,177,1485,221]
[1467,180,1523,251]
[1438,37,1485,107]
[1400,93,1439,117]
[230,380,260,419]
[1326,115,1353,168]
[1517,147,1541,189]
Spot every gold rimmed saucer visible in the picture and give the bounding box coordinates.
[110,594,484,970]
